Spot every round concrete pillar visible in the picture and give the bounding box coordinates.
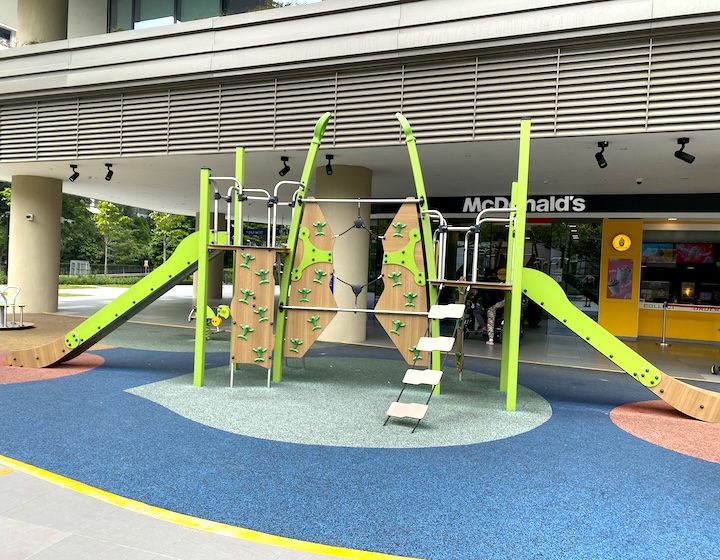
[193,213,225,301]
[315,165,372,343]
[17,0,68,45]
[8,176,63,313]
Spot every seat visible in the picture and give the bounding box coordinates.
[0,285,24,328]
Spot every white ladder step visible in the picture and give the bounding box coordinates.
[386,401,428,421]
[428,303,465,320]
[403,368,443,386]
[416,336,455,353]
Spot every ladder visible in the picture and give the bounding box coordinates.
[384,303,464,432]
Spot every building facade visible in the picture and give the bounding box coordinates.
[1,0,720,343]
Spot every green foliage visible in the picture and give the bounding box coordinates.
[59,274,144,286]
[108,214,151,265]
[0,182,9,273]
[59,274,193,286]
[93,201,133,274]
[61,194,103,263]
[250,0,304,11]
[149,211,191,264]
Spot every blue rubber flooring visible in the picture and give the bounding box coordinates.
[1,344,719,560]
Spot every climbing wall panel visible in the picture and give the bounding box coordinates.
[375,201,429,365]
[230,248,277,367]
[284,200,337,358]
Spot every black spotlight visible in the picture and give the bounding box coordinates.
[674,137,695,164]
[278,156,290,177]
[325,154,334,176]
[595,141,608,169]
[104,163,113,181]
[68,164,79,182]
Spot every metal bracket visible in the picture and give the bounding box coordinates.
[382,228,425,286]
[290,227,333,281]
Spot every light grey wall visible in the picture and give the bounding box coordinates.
[67,0,107,39]
[2,0,720,100]
[0,0,17,28]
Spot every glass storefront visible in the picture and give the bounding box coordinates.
[640,225,720,305]
[368,217,603,333]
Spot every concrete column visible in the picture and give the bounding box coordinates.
[16,0,68,45]
[315,165,372,343]
[68,0,107,39]
[8,176,62,313]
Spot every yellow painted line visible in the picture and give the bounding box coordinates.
[0,454,421,560]
[0,467,13,475]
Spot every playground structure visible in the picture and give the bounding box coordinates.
[4,112,720,424]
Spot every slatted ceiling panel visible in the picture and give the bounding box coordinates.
[0,105,38,160]
[7,31,720,162]
[219,82,276,149]
[275,74,336,148]
[78,98,122,157]
[555,43,650,134]
[120,93,169,155]
[475,53,558,136]
[401,60,475,140]
[35,101,77,159]
[648,38,720,129]
[168,88,220,152]
[334,67,402,145]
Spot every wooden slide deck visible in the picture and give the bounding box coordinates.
[522,267,720,422]
[5,231,220,369]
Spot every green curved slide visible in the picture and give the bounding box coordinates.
[522,267,720,423]
[6,231,224,368]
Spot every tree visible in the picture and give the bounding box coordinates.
[251,0,307,10]
[149,212,191,264]
[0,183,9,275]
[61,194,103,264]
[93,201,132,275]
[110,214,151,265]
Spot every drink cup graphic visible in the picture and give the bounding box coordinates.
[616,265,631,285]
[608,278,622,296]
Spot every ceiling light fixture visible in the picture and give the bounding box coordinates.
[325,154,334,176]
[278,156,290,177]
[68,164,79,182]
[674,137,695,164]
[104,163,113,181]
[595,141,608,168]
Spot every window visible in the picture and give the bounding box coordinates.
[109,0,268,31]
[180,0,221,21]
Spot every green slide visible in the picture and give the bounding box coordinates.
[6,231,224,368]
[522,267,720,422]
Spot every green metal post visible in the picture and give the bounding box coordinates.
[395,113,441,375]
[229,148,245,377]
[234,147,245,246]
[499,119,531,411]
[272,112,332,383]
[193,167,212,386]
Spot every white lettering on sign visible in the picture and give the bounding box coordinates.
[462,196,586,213]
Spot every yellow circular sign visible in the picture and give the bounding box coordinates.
[210,316,222,327]
[612,234,632,252]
